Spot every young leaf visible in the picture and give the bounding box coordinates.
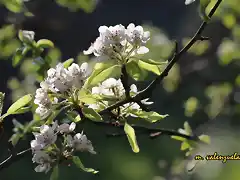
[87,65,121,87]
[199,0,211,22]
[131,110,168,123]
[138,58,168,65]
[63,58,74,68]
[6,94,33,115]
[198,134,211,144]
[82,107,103,122]
[126,60,148,81]
[184,121,193,135]
[181,141,190,151]
[72,156,98,174]
[12,48,23,67]
[10,107,31,114]
[50,165,59,180]
[137,60,161,75]
[36,39,54,49]
[124,122,139,153]
[171,135,186,142]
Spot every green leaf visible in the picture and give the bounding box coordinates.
[131,110,168,123]
[78,89,98,104]
[171,135,186,142]
[10,107,31,114]
[126,60,148,81]
[184,121,193,135]
[0,92,5,116]
[4,0,23,13]
[138,58,168,65]
[6,94,33,116]
[12,48,23,67]
[85,65,121,87]
[72,156,98,174]
[50,165,59,180]
[124,122,139,153]
[199,0,211,22]
[82,107,102,122]
[36,39,54,49]
[9,134,21,146]
[66,112,81,123]
[63,58,74,68]
[137,60,161,75]
[181,141,190,151]
[198,134,211,144]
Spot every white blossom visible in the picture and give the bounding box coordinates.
[130,84,153,105]
[21,30,35,42]
[35,105,51,119]
[67,132,96,154]
[99,24,126,44]
[185,0,196,5]
[32,151,52,173]
[58,122,76,134]
[30,123,58,151]
[84,23,151,60]
[126,23,150,46]
[45,63,71,93]
[67,62,90,88]
[34,88,51,106]
[92,78,125,97]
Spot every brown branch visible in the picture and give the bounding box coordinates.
[99,0,222,114]
[120,64,130,98]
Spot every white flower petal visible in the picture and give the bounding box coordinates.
[137,46,149,54]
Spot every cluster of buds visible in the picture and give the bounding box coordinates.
[31,121,95,173]
[83,23,150,62]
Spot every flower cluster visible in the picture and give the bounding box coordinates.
[88,78,153,116]
[31,121,95,173]
[83,23,150,61]
[34,62,90,118]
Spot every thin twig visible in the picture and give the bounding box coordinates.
[99,0,222,113]
[0,148,31,172]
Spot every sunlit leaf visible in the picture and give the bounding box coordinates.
[6,94,33,116]
[72,156,98,174]
[36,39,54,49]
[198,134,211,144]
[12,48,23,67]
[131,110,168,123]
[199,0,211,22]
[85,65,121,87]
[63,58,74,68]
[137,60,161,75]
[181,141,190,151]
[184,121,193,135]
[124,122,139,153]
[126,60,148,81]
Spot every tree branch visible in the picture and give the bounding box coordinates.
[99,0,222,114]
